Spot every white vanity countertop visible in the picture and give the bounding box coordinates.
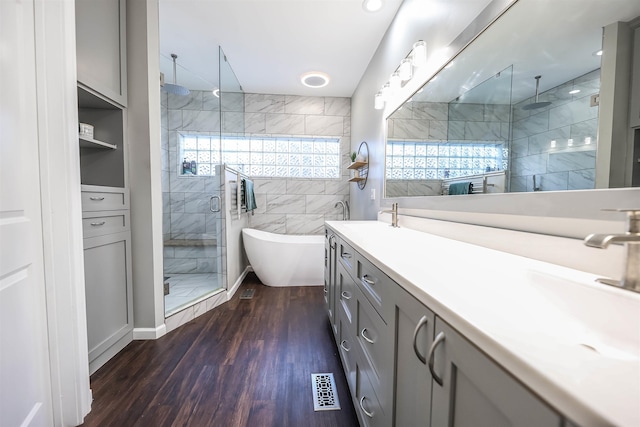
[326,220,640,427]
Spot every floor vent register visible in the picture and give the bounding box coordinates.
[239,289,255,300]
[311,373,341,411]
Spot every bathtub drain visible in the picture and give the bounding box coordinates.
[311,373,341,411]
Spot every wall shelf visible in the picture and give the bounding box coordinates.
[348,141,369,190]
[79,135,117,150]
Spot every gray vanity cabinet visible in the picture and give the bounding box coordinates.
[429,318,561,427]
[324,230,337,335]
[75,0,127,106]
[393,287,436,427]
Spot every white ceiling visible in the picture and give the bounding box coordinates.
[159,0,404,97]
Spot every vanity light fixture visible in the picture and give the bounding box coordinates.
[398,58,412,81]
[569,89,580,95]
[412,40,427,68]
[362,0,383,12]
[301,71,330,88]
[374,92,385,110]
[389,71,401,92]
[380,82,391,100]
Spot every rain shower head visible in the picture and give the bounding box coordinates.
[522,75,551,110]
[162,54,190,96]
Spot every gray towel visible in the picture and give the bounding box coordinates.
[243,179,257,211]
[448,182,472,195]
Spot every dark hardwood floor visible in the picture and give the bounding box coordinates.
[81,273,359,427]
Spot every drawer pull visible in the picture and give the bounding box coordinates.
[412,315,429,364]
[359,396,374,418]
[428,331,446,386]
[341,291,352,300]
[324,288,327,294]
[90,221,106,226]
[89,196,105,201]
[362,275,375,285]
[361,328,375,344]
[341,252,352,259]
[340,340,350,352]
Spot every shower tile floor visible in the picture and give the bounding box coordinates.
[164,273,222,316]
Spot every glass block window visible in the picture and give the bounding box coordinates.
[386,140,505,180]
[180,134,340,179]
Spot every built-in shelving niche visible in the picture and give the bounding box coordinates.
[78,85,125,188]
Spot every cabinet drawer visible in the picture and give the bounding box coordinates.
[81,186,129,211]
[337,262,357,333]
[356,253,393,322]
[82,210,129,237]
[338,318,357,396]
[337,238,356,277]
[356,288,389,390]
[356,360,386,427]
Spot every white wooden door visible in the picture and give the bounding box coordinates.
[0,0,54,425]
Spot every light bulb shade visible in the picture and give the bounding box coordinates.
[389,72,401,91]
[399,58,412,81]
[412,40,427,67]
[380,83,391,100]
[374,92,385,110]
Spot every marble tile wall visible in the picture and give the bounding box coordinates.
[510,69,599,192]
[161,90,224,275]
[387,101,510,142]
[162,91,351,246]
[244,94,351,235]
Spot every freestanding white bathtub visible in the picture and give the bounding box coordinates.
[242,228,324,287]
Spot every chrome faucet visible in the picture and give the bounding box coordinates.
[584,209,640,292]
[381,202,399,228]
[334,200,350,221]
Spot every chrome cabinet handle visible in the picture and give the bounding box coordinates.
[90,221,106,226]
[359,396,374,418]
[89,196,105,201]
[412,315,429,364]
[341,291,351,300]
[210,195,221,213]
[340,340,350,352]
[428,331,446,386]
[362,275,375,285]
[342,252,352,259]
[361,328,375,344]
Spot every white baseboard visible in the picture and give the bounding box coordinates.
[133,324,167,340]
[227,266,251,300]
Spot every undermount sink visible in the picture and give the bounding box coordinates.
[516,270,640,361]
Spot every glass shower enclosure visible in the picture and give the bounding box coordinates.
[160,47,244,317]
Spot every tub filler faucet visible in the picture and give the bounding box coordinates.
[335,200,350,221]
[584,209,640,292]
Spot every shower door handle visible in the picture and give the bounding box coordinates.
[210,195,221,213]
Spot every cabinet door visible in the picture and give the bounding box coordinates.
[75,0,127,105]
[430,318,561,427]
[83,231,133,373]
[394,287,435,427]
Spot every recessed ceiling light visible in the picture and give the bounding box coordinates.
[362,0,383,12]
[301,72,330,88]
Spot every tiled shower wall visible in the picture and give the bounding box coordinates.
[243,93,351,235]
[161,92,351,244]
[510,69,600,192]
[161,90,223,274]
[385,101,509,197]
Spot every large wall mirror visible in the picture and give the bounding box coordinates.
[384,0,640,198]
